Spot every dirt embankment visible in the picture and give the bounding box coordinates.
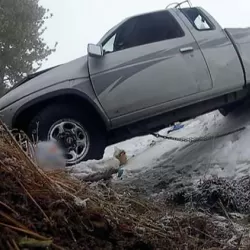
[0,123,250,250]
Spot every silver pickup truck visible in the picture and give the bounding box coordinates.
[1,6,250,165]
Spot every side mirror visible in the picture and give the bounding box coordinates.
[87,44,103,58]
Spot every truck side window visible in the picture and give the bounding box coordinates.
[181,8,214,31]
[102,11,184,53]
[103,18,137,53]
[102,33,117,53]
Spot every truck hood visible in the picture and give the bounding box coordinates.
[0,55,89,109]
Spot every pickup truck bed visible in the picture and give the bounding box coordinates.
[226,28,250,85]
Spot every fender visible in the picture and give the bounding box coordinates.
[12,89,111,129]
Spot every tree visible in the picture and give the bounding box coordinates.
[0,0,57,94]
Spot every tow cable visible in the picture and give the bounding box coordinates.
[150,126,246,143]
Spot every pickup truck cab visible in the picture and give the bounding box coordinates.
[1,6,250,165]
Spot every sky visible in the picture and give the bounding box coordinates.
[39,0,250,69]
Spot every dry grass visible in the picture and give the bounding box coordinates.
[0,121,249,249]
[188,176,250,214]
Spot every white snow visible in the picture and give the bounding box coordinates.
[69,157,120,178]
[71,102,250,186]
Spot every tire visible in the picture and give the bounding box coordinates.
[27,104,106,166]
[219,101,242,117]
[219,107,230,117]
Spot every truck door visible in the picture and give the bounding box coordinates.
[88,10,212,126]
[179,7,244,92]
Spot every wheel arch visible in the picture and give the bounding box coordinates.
[13,89,110,132]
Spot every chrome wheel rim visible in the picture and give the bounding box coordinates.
[48,119,89,165]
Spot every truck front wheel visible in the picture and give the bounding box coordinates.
[27,104,106,166]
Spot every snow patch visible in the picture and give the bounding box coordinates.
[72,103,250,190]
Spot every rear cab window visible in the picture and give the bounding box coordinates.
[181,8,215,31]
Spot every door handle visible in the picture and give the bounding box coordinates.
[180,47,194,53]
